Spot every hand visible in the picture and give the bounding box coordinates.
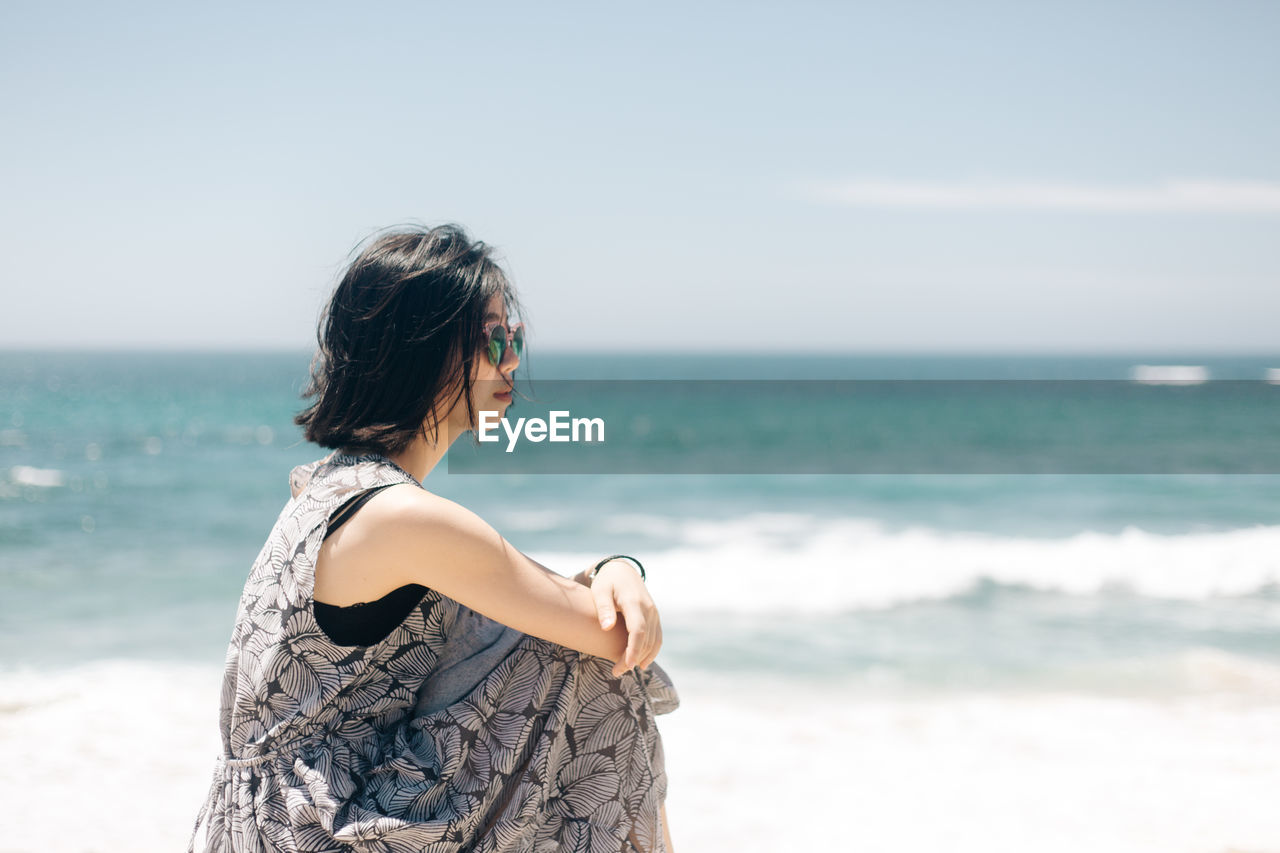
[589,559,663,677]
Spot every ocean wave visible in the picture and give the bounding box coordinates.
[530,516,1280,613]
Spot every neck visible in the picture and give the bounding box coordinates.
[391,414,473,481]
[389,423,458,482]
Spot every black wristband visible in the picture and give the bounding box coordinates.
[589,554,646,582]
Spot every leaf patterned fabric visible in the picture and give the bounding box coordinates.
[189,453,678,853]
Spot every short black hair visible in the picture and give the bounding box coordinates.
[295,223,522,456]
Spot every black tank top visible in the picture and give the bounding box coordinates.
[312,485,427,646]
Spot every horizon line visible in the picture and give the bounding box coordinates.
[3,345,1280,358]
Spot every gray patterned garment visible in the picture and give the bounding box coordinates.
[189,453,679,853]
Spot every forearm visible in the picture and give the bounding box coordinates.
[419,538,629,662]
[492,565,630,661]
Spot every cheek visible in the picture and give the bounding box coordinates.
[467,381,492,415]
[476,359,504,385]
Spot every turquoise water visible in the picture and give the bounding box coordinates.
[2,350,1279,692]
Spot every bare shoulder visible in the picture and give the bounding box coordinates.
[346,483,510,581]
[366,483,498,543]
[314,483,501,604]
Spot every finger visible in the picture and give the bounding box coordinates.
[616,597,639,655]
[630,606,656,660]
[641,622,661,670]
[642,621,662,669]
[592,581,617,629]
[623,613,647,670]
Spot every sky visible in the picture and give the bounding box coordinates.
[2,0,1277,352]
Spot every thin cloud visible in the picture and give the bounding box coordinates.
[806,179,1280,213]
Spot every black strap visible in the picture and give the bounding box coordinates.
[325,485,395,540]
[314,583,428,646]
[590,554,646,582]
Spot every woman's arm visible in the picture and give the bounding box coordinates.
[333,485,657,674]
[550,554,663,674]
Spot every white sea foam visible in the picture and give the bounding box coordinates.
[1129,364,1209,384]
[8,465,66,488]
[0,660,1276,853]
[531,516,1280,614]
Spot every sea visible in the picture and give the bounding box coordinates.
[1,350,1278,853]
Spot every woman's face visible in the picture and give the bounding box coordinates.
[443,294,521,438]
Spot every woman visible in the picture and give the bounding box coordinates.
[189,224,678,853]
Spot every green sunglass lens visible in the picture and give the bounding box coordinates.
[484,323,525,365]
[487,328,505,365]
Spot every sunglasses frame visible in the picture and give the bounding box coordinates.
[482,320,525,367]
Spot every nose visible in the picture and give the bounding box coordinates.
[500,335,520,374]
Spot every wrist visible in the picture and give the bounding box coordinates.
[589,554,646,583]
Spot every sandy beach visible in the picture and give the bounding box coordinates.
[2,660,1278,853]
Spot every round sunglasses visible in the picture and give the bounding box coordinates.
[483,321,525,366]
